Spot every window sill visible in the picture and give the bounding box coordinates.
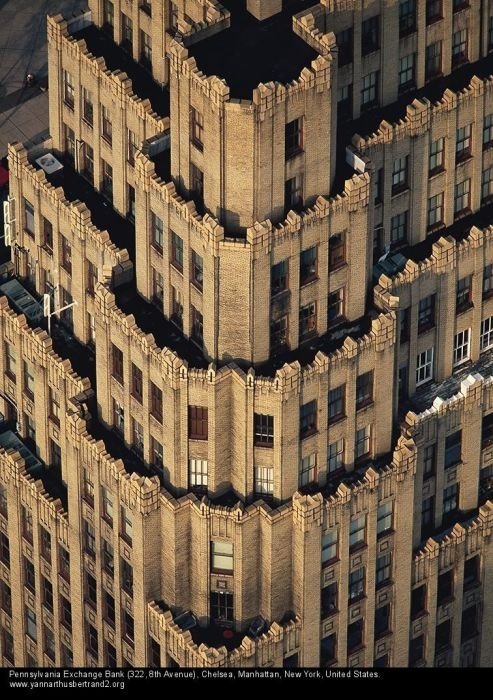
[329,261,347,273]
[120,533,133,548]
[375,630,392,641]
[425,71,443,83]
[82,117,93,129]
[349,542,367,554]
[300,275,318,288]
[428,167,445,179]
[191,281,203,294]
[356,399,374,412]
[456,302,473,315]
[48,415,60,428]
[321,608,338,620]
[300,429,318,440]
[286,148,304,161]
[322,557,339,569]
[455,154,472,167]
[377,528,394,540]
[131,393,143,404]
[347,644,365,656]
[399,27,416,40]
[417,322,436,335]
[150,412,163,425]
[376,578,393,591]
[328,414,346,426]
[171,262,183,275]
[391,185,409,198]
[111,374,124,387]
[254,442,274,449]
[348,594,366,605]
[437,596,455,608]
[63,100,74,111]
[211,570,233,577]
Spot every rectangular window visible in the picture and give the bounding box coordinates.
[192,304,203,344]
[377,502,393,536]
[121,13,133,50]
[87,261,98,296]
[150,382,163,423]
[390,211,408,246]
[328,385,345,422]
[169,286,183,329]
[392,156,409,195]
[59,547,70,581]
[189,458,208,489]
[421,496,434,536]
[399,0,416,36]
[41,576,53,613]
[23,198,35,236]
[121,507,133,544]
[482,167,493,203]
[63,123,75,164]
[490,15,493,51]
[299,453,316,486]
[101,487,114,526]
[86,572,97,608]
[24,557,35,593]
[355,425,372,461]
[443,483,459,515]
[210,591,234,624]
[61,236,72,275]
[347,619,363,654]
[150,437,164,471]
[189,406,208,440]
[271,260,288,296]
[348,567,365,601]
[63,69,74,108]
[362,15,380,55]
[270,315,288,351]
[461,605,477,642]
[5,342,16,382]
[336,28,352,66]
[321,530,338,564]
[191,250,203,291]
[22,506,33,543]
[151,212,163,251]
[361,70,379,108]
[464,556,480,589]
[426,0,442,23]
[171,231,183,270]
[101,105,112,145]
[423,444,436,479]
[87,623,98,658]
[121,559,133,595]
[427,192,444,229]
[300,400,317,438]
[83,520,96,557]
[456,125,472,162]
[104,592,115,626]
[23,361,34,399]
[285,118,303,159]
[329,232,346,269]
[456,275,472,312]
[349,515,366,549]
[112,399,124,435]
[254,414,274,447]
[1,584,12,617]
[429,137,445,174]
[211,541,233,573]
[452,29,468,66]
[111,343,124,383]
[132,418,144,455]
[26,607,37,641]
[425,41,442,80]
[0,485,6,519]
[0,532,10,567]
[375,604,391,638]
[435,620,451,653]
[374,167,383,205]
[300,246,317,286]
[480,315,493,351]
[299,302,317,341]
[484,114,493,149]
[131,363,143,402]
[337,83,352,121]
[82,87,93,125]
[190,107,204,150]
[102,538,114,576]
[254,466,274,496]
[453,0,469,11]
[190,163,204,201]
[321,582,338,618]
[454,179,471,216]
[444,431,461,469]
[101,159,113,200]
[83,143,94,182]
[82,468,94,506]
[59,596,72,631]
[140,29,152,68]
[285,175,304,211]
[376,552,392,588]
[123,611,134,644]
[398,53,415,90]
[327,439,344,474]
[356,371,373,409]
[328,288,345,323]
[416,348,434,386]
[321,633,336,666]
[127,129,138,165]
[127,183,136,220]
[453,329,471,366]
[418,294,435,333]
[151,267,164,308]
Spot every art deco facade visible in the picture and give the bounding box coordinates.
[0,0,493,669]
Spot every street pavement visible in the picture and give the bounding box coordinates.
[0,0,88,156]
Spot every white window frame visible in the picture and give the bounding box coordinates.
[416,348,434,386]
[453,328,471,367]
[481,316,493,352]
[327,439,344,473]
[355,425,372,460]
[254,466,274,496]
[189,458,208,487]
[299,453,316,486]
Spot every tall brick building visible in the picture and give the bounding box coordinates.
[0,0,493,669]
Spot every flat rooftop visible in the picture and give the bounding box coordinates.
[32,154,136,261]
[405,351,493,415]
[187,0,319,99]
[70,23,170,117]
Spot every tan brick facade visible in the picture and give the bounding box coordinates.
[1,0,493,669]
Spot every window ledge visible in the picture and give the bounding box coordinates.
[356,399,374,412]
[300,275,319,288]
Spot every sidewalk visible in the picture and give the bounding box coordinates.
[0,0,88,156]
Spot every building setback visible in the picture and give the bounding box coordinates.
[0,0,493,668]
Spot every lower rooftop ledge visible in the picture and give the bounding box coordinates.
[147,601,301,667]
